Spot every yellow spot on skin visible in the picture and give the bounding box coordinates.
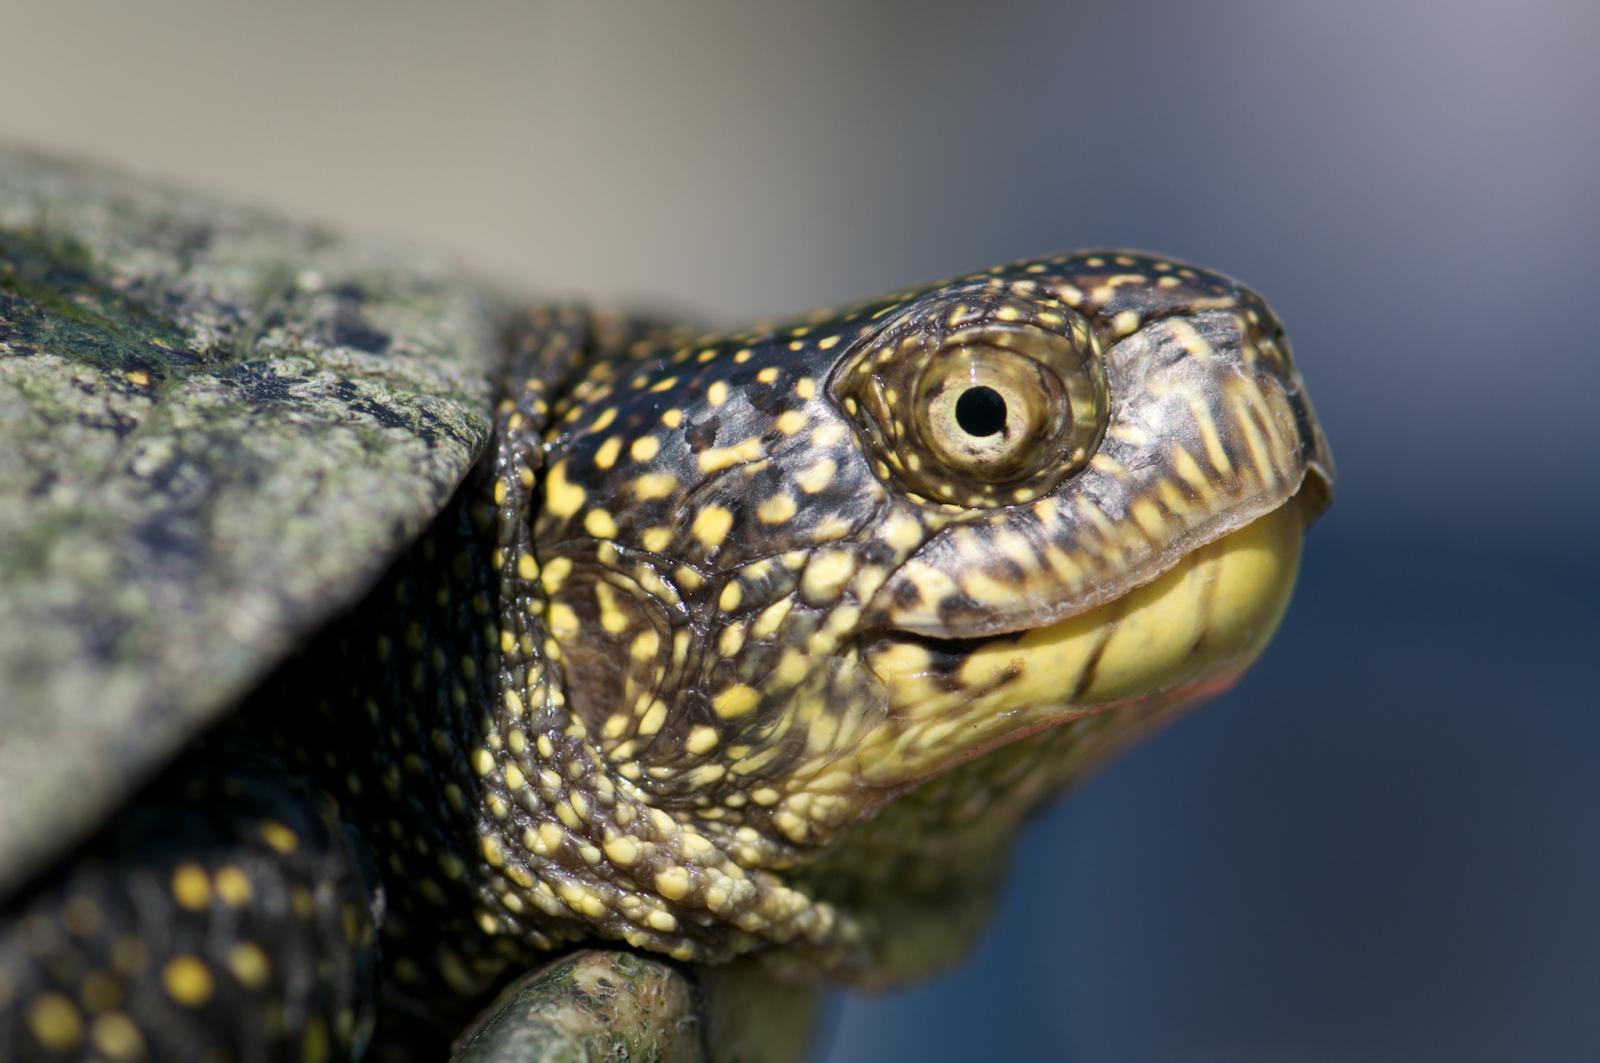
[163,956,214,1006]
[545,461,587,519]
[801,549,855,603]
[472,749,496,775]
[591,408,618,431]
[171,864,211,910]
[661,408,684,428]
[691,505,734,548]
[718,581,743,611]
[536,822,566,855]
[655,867,692,900]
[1131,498,1167,538]
[812,419,847,446]
[717,619,746,657]
[1113,310,1141,337]
[124,369,151,388]
[227,942,271,988]
[686,725,719,755]
[647,910,678,932]
[630,436,661,462]
[631,628,661,660]
[698,437,765,473]
[758,493,797,524]
[775,409,807,436]
[584,509,619,538]
[707,380,730,406]
[218,867,253,909]
[757,366,780,384]
[641,526,672,552]
[637,700,669,738]
[259,821,298,854]
[548,601,581,640]
[882,510,922,553]
[769,650,809,691]
[90,1012,144,1061]
[481,836,506,867]
[1172,446,1211,493]
[594,436,622,469]
[541,556,574,593]
[712,683,761,718]
[634,473,677,501]
[751,598,794,639]
[604,837,640,866]
[29,993,82,1050]
[794,457,836,494]
[1189,399,1234,476]
[504,764,526,790]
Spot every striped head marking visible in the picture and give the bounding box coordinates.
[533,251,1332,853]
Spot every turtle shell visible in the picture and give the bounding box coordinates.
[0,146,512,898]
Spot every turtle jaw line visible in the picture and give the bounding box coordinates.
[871,484,1320,647]
[858,496,1308,784]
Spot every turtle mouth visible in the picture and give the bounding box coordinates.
[865,462,1327,644]
[862,491,1311,713]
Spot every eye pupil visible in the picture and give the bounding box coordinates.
[954,386,1007,437]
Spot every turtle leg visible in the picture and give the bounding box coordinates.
[0,739,383,1061]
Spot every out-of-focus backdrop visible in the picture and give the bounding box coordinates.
[5,2,1597,1059]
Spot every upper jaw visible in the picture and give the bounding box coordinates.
[864,475,1321,641]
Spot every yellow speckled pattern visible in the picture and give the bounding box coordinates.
[0,744,381,1059]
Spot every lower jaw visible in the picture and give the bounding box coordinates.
[859,493,1309,789]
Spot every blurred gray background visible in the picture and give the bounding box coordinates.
[4,1,1597,1059]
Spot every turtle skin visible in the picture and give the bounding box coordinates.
[0,150,1332,1061]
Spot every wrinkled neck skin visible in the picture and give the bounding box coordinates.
[501,495,1304,986]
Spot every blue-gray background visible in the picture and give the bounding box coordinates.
[4,2,1596,1059]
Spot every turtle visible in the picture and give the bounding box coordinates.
[0,145,1333,1062]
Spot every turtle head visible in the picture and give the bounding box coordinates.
[531,252,1331,974]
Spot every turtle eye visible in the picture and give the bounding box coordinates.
[917,345,1063,482]
[835,290,1109,507]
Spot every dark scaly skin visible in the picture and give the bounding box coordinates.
[0,744,382,1060]
[0,252,1331,1058]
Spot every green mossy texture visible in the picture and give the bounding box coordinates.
[0,146,510,897]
